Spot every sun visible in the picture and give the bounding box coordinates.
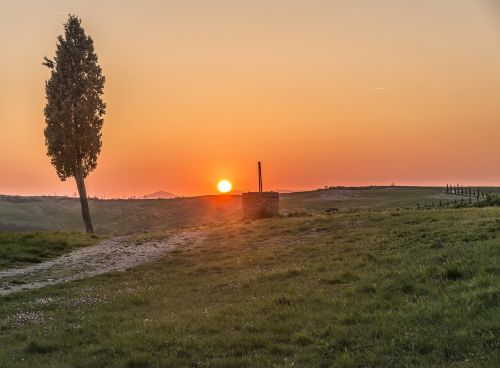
[217,179,232,193]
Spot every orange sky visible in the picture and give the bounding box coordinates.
[1,0,500,197]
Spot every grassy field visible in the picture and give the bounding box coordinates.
[280,186,459,212]
[0,187,464,234]
[0,207,498,367]
[0,195,242,234]
[0,232,99,270]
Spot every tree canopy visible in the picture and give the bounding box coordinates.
[43,15,106,181]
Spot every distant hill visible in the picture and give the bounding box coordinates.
[143,191,177,199]
[273,189,295,193]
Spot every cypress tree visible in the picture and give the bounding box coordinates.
[43,15,106,233]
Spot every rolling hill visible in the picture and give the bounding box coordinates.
[0,186,491,234]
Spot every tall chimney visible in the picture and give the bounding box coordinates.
[258,161,262,192]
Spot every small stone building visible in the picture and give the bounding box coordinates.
[242,191,279,218]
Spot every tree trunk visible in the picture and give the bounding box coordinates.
[74,166,94,233]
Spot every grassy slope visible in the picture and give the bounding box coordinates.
[0,232,99,270]
[0,195,242,234]
[0,187,461,234]
[281,186,460,212]
[0,208,498,367]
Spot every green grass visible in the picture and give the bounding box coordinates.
[0,232,99,270]
[0,207,498,367]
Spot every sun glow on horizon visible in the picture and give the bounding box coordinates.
[217,180,232,193]
[1,1,500,197]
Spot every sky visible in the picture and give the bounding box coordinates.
[1,0,500,197]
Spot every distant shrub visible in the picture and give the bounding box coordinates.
[253,207,274,219]
[325,207,340,215]
[474,194,500,208]
[286,211,311,218]
[127,354,153,368]
[446,194,500,209]
[400,282,415,294]
[274,296,292,306]
[25,340,58,354]
[443,265,465,280]
[429,241,443,249]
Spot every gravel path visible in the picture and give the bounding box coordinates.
[0,231,202,296]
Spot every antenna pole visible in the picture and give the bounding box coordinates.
[258,161,262,192]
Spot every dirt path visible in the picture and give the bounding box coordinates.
[0,230,203,296]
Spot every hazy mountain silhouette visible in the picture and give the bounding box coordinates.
[143,191,177,199]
